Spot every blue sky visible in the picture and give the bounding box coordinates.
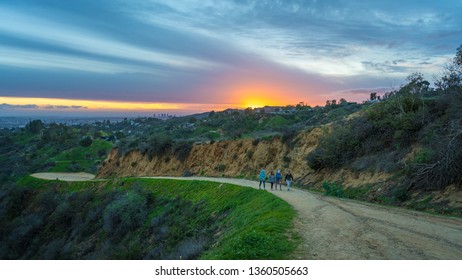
[0,0,461,115]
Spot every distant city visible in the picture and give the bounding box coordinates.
[0,113,177,129]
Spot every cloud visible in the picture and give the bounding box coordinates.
[43,105,87,110]
[334,87,392,95]
[0,6,219,73]
[0,46,160,74]
[128,0,462,77]
[0,103,87,110]
[0,103,38,109]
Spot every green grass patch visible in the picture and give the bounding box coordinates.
[48,139,112,172]
[322,181,371,200]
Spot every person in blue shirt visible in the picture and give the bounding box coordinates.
[275,170,282,190]
[259,168,266,190]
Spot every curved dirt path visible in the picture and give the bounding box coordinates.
[31,172,95,181]
[153,176,462,260]
[31,173,462,259]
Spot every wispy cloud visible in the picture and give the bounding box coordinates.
[0,6,218,72]
[128,0,462,77]
[0,103,38,109]
[43,105,87,110]
[0,46,158,74]
[0,102,87,110]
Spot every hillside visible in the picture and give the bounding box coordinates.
[0,177,295,259]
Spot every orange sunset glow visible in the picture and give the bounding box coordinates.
[230,81,313,109]
[0,96,247,115]
[1,84,308,115]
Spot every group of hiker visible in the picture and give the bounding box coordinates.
[258,168,294,191]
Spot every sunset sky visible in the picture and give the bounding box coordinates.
[1,0,461,116]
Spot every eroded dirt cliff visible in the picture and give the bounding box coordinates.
[97,128,390,188]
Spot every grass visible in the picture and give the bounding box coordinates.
[12,176,297,259]
[48,139,112,172]
[321,181,371,200]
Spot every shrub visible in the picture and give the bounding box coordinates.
[280,127,298,146]
[182,170,194,177]
[246,150,254,159]
[215,163,226,172]
[141,134,174,159]
[412,127,462,189]
[79,136,93,147]
[103,191,147,240]
[411,148,433,164]
[306,124,360,170]
[322,181,345,197]
[173,141,193,162]
[306,149,324,170]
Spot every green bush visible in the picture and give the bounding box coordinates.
[322,181,345,197]
[79,136,93,147]
[412,148,433,164]
[103,191,147,240]
[173,141,193,162]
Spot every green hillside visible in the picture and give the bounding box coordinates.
[0,177,296,260]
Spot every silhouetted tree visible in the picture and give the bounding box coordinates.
[26,120,44,134]
[370,92,377,101]
[435,43,462,91]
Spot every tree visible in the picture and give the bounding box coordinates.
[26,120,44,134]
[406,72,430,94]
[455,44,462,66]
[370,92,377,101]
[435,63,461,91]
[339,98,347,104]
[115,131,125,139]
[244,107,254,115]
[435,44,462,91]
[325,100,331,106]
[79,136,93,147]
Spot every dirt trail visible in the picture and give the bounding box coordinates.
[30,173,462,259]
[31,172,95,181]
[153,176,462,260]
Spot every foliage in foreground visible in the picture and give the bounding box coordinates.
[0,177,296,260]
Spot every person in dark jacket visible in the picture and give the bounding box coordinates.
[284,171,294,191]
[268,171,275,190]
